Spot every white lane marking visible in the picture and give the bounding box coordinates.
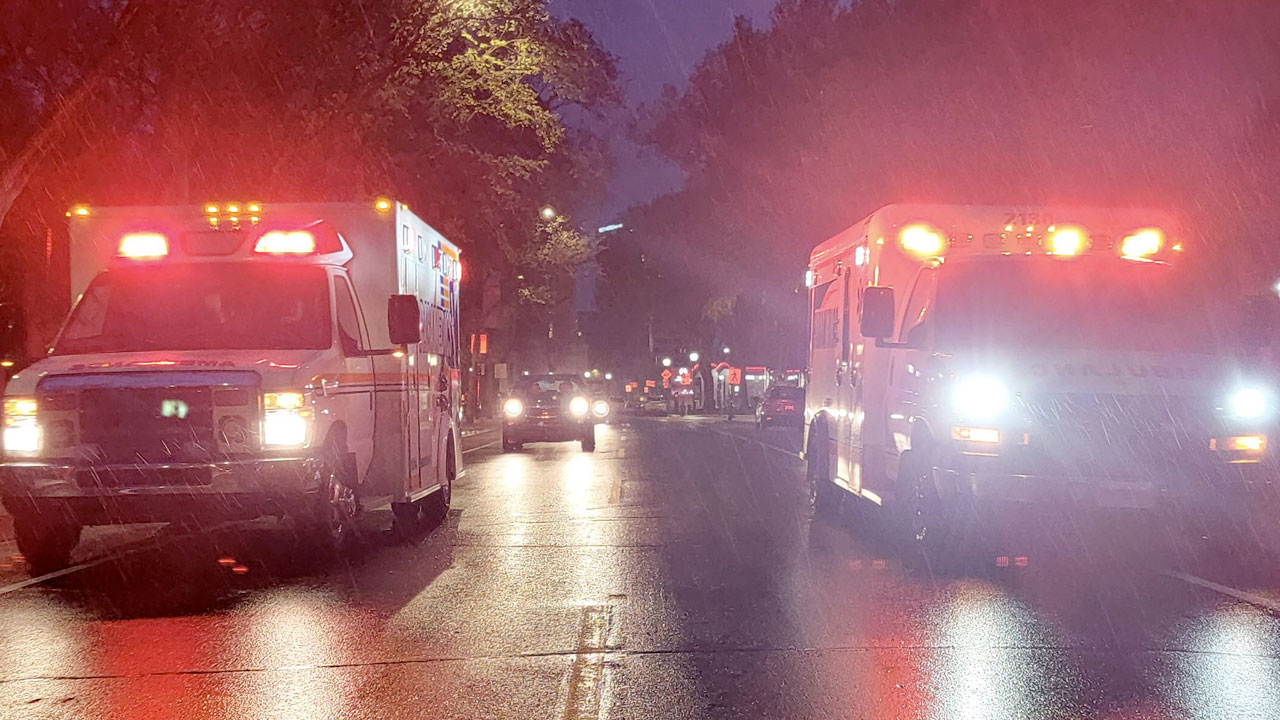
[704,424,802,460]
[462,440,498,455]
[1164,570,1280,614]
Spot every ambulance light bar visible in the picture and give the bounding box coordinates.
[117,233,170,259]
[900,225,945,257]
[1120,229,1162,259]
[1049,228,1086,256]
[254,230,317,255]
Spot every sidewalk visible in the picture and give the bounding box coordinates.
[461,418,499,438]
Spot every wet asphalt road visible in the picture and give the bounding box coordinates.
[1,417,1280,719]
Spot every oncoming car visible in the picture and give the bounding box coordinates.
[502,375,608,452]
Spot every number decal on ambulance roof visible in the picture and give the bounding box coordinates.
[1003,212,1054,229]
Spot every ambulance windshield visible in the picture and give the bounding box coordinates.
[55,264,332,354]
[931,257,1212,352]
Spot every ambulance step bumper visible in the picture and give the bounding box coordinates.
[0,458,320,526]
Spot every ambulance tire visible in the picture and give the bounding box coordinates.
[10,503,81,576]
[894,449,969,575]
[807,423,842,518]
[581,430,596,452]
[423,438,455,521]
[299,440,359,560]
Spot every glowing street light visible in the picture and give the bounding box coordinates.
[661,357,672,367]
[540,206,558,221]
[722,347,731,355]
[689,352,699,362]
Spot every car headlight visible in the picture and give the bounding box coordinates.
[592,400,610,418]
[263,392,312,447]
[952,376,1009,420]
[569,396,589,417]
[504,398,524,417]
[1230,388,1268,420]
[3,397,40,454]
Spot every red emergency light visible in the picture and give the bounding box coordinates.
[117,233,170,259]
[254,230,316,255]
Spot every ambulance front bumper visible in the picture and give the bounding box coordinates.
[931,444,1280,513]
[0,457,322,526]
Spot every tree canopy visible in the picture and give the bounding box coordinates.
[0,0,618,347]
[608,0,1280,366]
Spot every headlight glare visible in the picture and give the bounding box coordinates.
[1230,388,1268,420]
[3,397,40,454]
[952,376,1009,419]
[569,396,589,417]
[504,398,524,417]
[592,400,610,418]
[263,392,312,447]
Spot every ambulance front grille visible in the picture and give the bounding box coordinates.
[79,387,217,465]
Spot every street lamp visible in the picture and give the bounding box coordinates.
[662,357,672,367]
[689,351,699,362]
[540,206,558,221]
[605,373,613,380]
[723,347,731,355]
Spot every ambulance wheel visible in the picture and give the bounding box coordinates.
[10,504,81,576]
[299,443,359,559]
[423,439,455,521]
[807,425,842,517]
[894,449,967,575]
[581,430,596,452]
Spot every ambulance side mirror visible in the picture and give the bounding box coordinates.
[388,295,421,345]
[860,286,895,340]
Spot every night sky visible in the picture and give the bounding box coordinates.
[551,0,780,221]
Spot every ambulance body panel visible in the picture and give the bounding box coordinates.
[1,202,461,567]
[805,204,1277,531]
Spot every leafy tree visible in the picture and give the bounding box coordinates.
[611,0,1280,368]
[0,0,618,350]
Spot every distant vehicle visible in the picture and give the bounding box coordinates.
[804,203,1279,568]
[757,386,804,429]
[0,200,462,573]
[502,375,607,452]
[642,394,668,416]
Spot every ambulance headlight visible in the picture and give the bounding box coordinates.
[3,397,40,455]
[569,396,590,418]
[263,392,312,447]
[1229,388,1269,420]
[952,376,1009,420]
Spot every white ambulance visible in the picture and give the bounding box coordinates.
[0,200,462,572]
[804,204,1279,567]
